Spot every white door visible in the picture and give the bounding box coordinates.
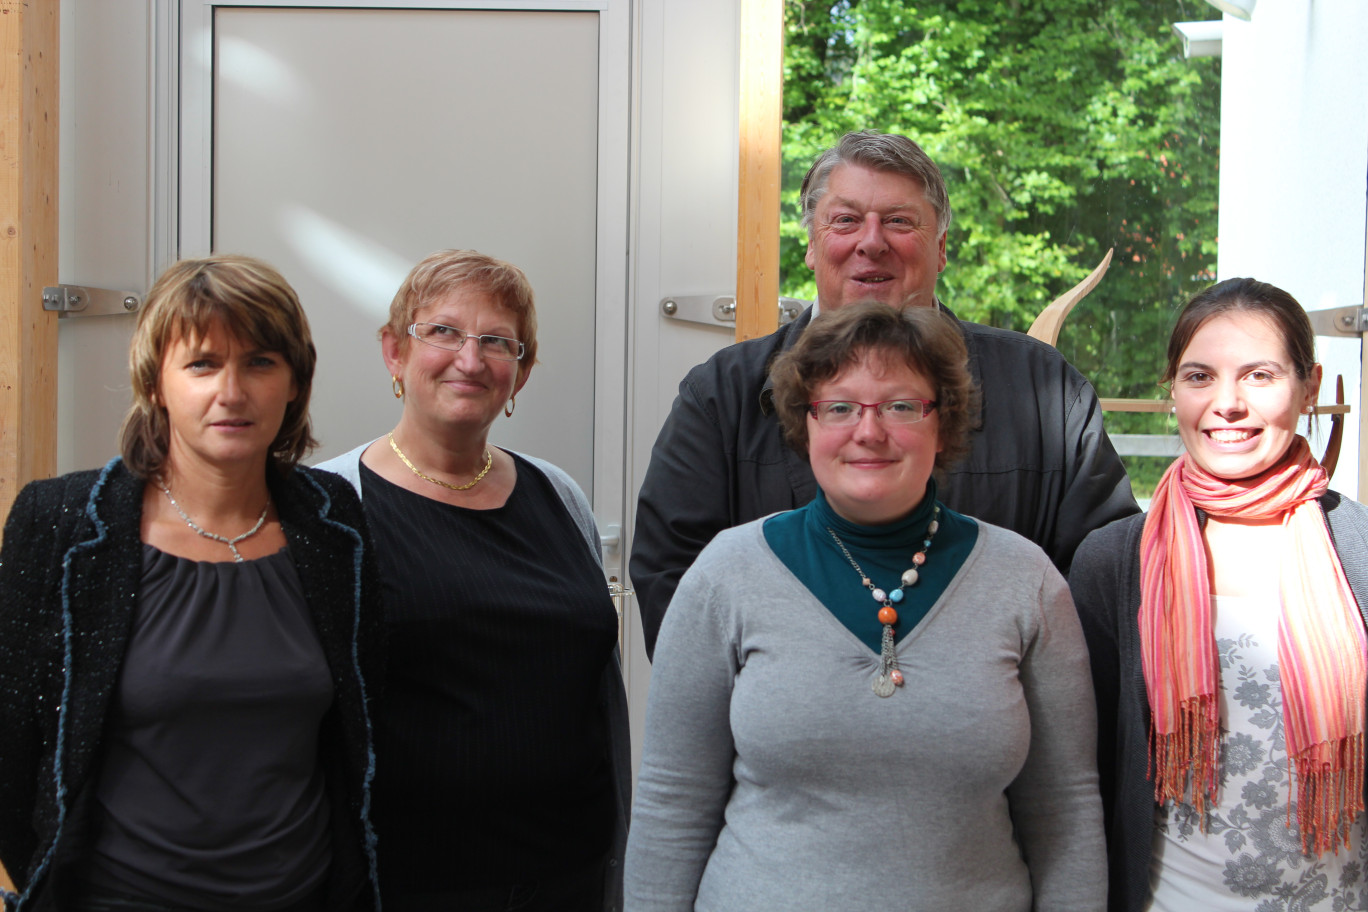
[180,0,628,521]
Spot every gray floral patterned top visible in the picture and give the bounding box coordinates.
[1150,593,1368,911]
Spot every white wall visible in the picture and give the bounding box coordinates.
[1217,2,1368,498]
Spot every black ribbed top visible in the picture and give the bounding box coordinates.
[361,454,616,891]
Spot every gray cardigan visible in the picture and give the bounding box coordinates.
[1068,491,1368,912]
[314,441,631,912]
[625,518,1105,912]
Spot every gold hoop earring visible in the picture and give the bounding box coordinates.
[392,375,404,399]
[504,395,516,418]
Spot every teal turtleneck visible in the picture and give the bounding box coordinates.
[762,479,979,652]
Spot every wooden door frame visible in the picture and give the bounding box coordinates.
[735,0,781,342]
[0,0,59,538]
[0,0,58,887]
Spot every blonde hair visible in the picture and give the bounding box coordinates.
[120,255,318,476]
[385,249,539,376]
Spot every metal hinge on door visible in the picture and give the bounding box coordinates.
[1308,304,1368,337]
[660,295,807,329]
[42,285,142,317]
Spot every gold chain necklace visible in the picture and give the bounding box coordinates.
[388,432,492,491]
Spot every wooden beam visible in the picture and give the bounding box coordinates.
[734,0,781,342]
[1101,398,1349,415]
[0,0,59,536]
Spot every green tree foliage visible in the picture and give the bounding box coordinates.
[782,0,1221,466]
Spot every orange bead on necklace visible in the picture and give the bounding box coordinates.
[827,503,941,698]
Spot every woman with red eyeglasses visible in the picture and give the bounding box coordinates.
[624,302,1104,911]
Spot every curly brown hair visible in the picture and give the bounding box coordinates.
[770,303,978,470]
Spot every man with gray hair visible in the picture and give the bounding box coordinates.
[631,131,1137,658]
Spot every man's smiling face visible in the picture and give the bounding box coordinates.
[805,162,947,311]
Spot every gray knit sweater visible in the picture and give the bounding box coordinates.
[624,518,1105,911]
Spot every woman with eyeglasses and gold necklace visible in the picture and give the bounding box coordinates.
[624,302,1105,911]
[318,249,629,912]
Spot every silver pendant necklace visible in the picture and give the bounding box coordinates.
[827,503,941,697]
[156,480,270,563]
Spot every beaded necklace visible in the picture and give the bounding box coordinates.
[827,503,941,697]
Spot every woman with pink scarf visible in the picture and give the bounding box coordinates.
[1071,277,1368,912]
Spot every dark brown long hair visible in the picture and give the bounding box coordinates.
[1164,277,1316,387]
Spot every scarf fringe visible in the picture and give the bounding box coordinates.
[1150,694,1220,819]
[1292,734,1366,855]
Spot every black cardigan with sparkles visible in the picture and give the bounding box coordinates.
[0,459,385,912]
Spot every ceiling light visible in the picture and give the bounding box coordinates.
[1204,0,1255,21]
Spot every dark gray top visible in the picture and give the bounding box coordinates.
[1068,491,1368,912]
[0,460,384,912]
[86,545,333,910]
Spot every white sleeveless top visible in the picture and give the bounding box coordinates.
[1149,593,1368,911]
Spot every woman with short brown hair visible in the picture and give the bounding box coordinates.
[0,255,383,912]
[625,302,1104,911]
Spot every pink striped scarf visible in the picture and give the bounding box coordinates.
[1140,437,1367,854]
